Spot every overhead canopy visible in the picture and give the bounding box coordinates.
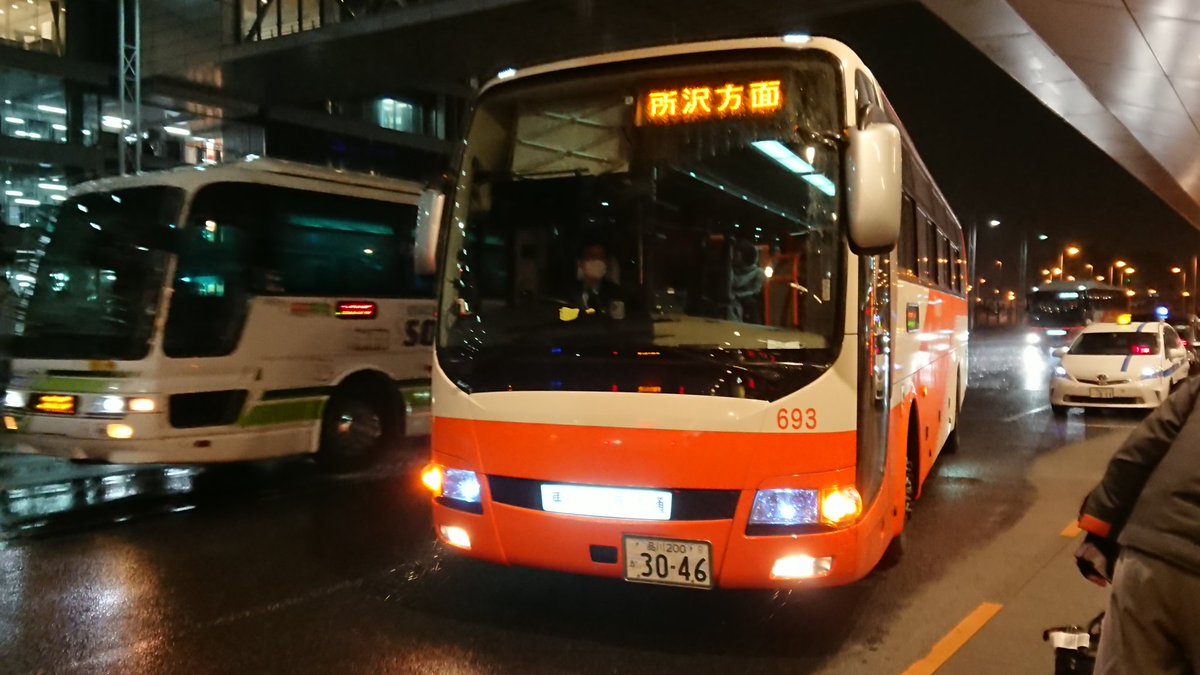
[922,0,1200,229]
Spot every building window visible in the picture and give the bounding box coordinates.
[0,0,65,55]
[375,97,421,134]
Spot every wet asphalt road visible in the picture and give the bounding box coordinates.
[0,330,1151,674]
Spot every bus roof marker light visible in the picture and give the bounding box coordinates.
[782,33,811,44]
[497,67,517,80]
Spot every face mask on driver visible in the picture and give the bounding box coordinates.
[582,259,607,281]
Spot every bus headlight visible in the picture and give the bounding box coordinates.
[1025,333,1041,344]
[128,397,156,413]
[98,396,126,414]
[4,390,26,409]
[819,487,863,527]
[749,489,820,525]
[443,469,482,503]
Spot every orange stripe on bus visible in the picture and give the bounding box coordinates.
[433,417,856,490]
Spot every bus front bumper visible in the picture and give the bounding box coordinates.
[1,413,315,464]
[431,493,886,590]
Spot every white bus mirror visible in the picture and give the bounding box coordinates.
[846,122,902,255]
[415,188,444,277]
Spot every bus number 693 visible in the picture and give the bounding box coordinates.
[776,408,817,431]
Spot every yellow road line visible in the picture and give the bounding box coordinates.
[903,602,1004,675]
[1061,521,1082,538]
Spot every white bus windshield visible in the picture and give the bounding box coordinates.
[438,53,845,399]
[12,187,183,360]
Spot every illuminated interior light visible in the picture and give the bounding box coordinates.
[752,140,816,173]
[14,198,39,206]
[439,525,472,550]
[164,126,190,136]
[37,182,66,191]
[782,33,811,43]
[3,116,23,124]
[106,424,134,439]
[497,68,517,79]
[36,104,66,115]
[4,190,20,197]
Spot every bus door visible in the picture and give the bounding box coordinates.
[858,253,892,506]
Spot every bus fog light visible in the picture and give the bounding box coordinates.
[819,487,862,527]
[106,424,134,439]
[4,415,17,430]
[749,489,819,525]
[443,469,481,503]
[420,464,445,496]
[771,555,833,580]
[440,525,472,550]
[128,397,156,413]
[4,390,25,409]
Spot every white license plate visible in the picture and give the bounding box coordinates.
[623,535,713,589]
[1089,388,1115,399]
[541,484,672,520]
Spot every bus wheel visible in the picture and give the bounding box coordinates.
[317,385,390,470]
[1051,404,1069,418]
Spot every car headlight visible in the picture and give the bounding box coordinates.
[4,390,26,409]
[1141,366,1163,380]
[1054,366,1068,379]
[1025,333,1041,344]
[749,489,820,525]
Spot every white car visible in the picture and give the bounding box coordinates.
[1051,321,1190,415]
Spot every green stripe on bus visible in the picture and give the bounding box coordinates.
[28,377,121,394]
[237,400,324,427]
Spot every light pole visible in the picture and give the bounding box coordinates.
[1058,246,1080,279]
[1112,260,1126,286]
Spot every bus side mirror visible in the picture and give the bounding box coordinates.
[846,123,902,255]
[415,188,444,277]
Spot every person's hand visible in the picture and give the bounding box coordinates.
[1074,534,1115,587]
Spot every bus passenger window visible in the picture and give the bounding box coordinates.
[936,233,949,289]
[898,194,917,277]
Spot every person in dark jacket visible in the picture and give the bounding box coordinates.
[1076,374,1200,674]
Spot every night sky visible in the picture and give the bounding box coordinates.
[808,3,1200,298]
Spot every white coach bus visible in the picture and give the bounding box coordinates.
[2,158,435,467]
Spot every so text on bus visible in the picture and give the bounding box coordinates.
[421,36,968,589]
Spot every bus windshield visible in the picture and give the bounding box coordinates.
[438,53,844,399]
[12,187,183,360]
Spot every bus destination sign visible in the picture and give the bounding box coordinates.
[642,79,783,125]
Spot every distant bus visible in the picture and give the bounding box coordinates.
[2,158,434,467]
[419,36,968,589]
[1027,280,1129,350]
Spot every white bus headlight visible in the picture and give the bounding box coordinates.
[98,396,126,414]
[1025,333,1041,344]
[4,390,26,409]
[442,468,482,504]
[749,489,820,525]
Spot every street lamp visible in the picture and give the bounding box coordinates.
[1058,246,1081,279]
[988,219,1001,227]
[1037,234,1049,241]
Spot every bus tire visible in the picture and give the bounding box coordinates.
[1051,404,1069,418]
[317,383,393,471]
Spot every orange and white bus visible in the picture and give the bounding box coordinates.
[418,36,968,589]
